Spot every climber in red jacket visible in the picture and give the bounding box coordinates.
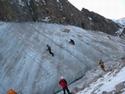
[59,76,71,94]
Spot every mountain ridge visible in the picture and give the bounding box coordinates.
[0,0,119,34]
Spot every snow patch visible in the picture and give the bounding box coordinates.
[88,17,92,21]
[42,0,46,5]
[116,18,125,26]
[42,17,51,22]
[77,66,125,94]
[57,0,60,3]
[35,0,40,2]
[18,0,25,7]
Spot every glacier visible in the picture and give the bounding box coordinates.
[0,22,125,94]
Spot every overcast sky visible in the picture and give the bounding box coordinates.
[68,0,125,19]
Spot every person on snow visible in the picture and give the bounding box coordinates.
[97,59,106,72]
[46,44,54,56]
[59,76,71,94]
[7,89,17,94]
[69,39,75,45]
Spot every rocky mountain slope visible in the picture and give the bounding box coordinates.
[0,22,125,94]
[81,8,119,35]
[0,0,119,34]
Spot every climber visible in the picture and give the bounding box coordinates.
[46,44,54,56]
[97,59,106,72]
[69,39,75,45]
[59,76,71,94]
[7,89,17,94]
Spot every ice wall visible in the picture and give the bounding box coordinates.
[0,22,125,94]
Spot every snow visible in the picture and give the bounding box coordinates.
[100,68,125,91]
[115,18,125,26]
[88,17,92,21]
[113,18,125,37]
[57,0,60,3]
[57,1,63,11]
[116,28,124,36]
[0,22,125,94]
[35,0,40,2]
[77,66,125,94]
[18,0,25,7]
[42,0,46,5]
[42,17,51,22]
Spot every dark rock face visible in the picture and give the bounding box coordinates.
[123,28,125,34]
[0,0,119,34]
[0,0,83,23]
[81,8,119,35]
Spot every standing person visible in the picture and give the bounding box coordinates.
[59,76,71,94]
[97,59,106,72]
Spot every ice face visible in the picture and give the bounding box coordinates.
[0,22,125,94]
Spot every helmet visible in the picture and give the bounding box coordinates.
[7,89,17,94]
[60,76,64,79]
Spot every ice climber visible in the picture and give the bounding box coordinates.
[46,44,54,56]
[59,76,71,94]
[97,59,106,72]
[69,39,75,45]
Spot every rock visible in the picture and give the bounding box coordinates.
[123,28,125,34]
[102,91,111,94]
[115,81,125,92]
[81,8,119,35]
[72,87,80,94]
[119,28,125,38]
[0,0,119,34]
[62,28,70,33]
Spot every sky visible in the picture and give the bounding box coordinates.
[68,0,125,19]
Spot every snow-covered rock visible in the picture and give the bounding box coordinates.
[113,18,125,38]
[77,63,125,94]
